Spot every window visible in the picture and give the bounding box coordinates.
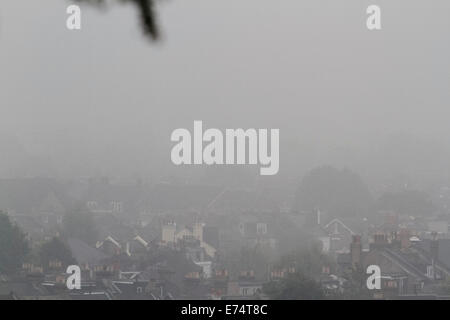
[111,201,123,213]
[257,223,267,235]
[87,201,97,209]
[239,223,245,235]
[387,281,397,288]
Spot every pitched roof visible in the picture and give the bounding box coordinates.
[323,218,355,235]
[381,248,429,282]
[67,238,109,266]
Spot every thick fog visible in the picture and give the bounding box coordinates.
[1,0,450,187]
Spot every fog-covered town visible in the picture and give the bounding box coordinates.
[1,0,450,301]
[1,170,450,299]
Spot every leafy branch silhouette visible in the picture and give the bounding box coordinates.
[74,0,160,40]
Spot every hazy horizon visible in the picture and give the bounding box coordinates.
[1,0,450,188]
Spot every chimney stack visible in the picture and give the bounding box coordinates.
[350,235,362,269]
[399,229,411,249]
[430,232,439,262]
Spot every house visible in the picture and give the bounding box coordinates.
[320,274,347,296]
[210,269,229,299]
[148,248,207,299]
[68,238,109,267]
[126,235,149,256]
[269,267,296,281]
[226,280,263,298]
[67,238,120,280]
[83,177,150,220]
[161,222,217,258]
[111,279,154,300]
[0,279,50,300]
[238,219,277,250]
[338,232,450,298]
[96,236,122,255]
[323,218,355,253]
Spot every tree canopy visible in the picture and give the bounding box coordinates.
[39,237,76,270]
[63,210,98,245]
[0,212,29,275]
[277,242,333,279]
[263,272,324,300]
[295,166,373,218]
[262,242,330,300]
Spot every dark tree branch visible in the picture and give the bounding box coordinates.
[75,0,160,40]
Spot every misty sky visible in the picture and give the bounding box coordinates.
[0,0,449,184]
